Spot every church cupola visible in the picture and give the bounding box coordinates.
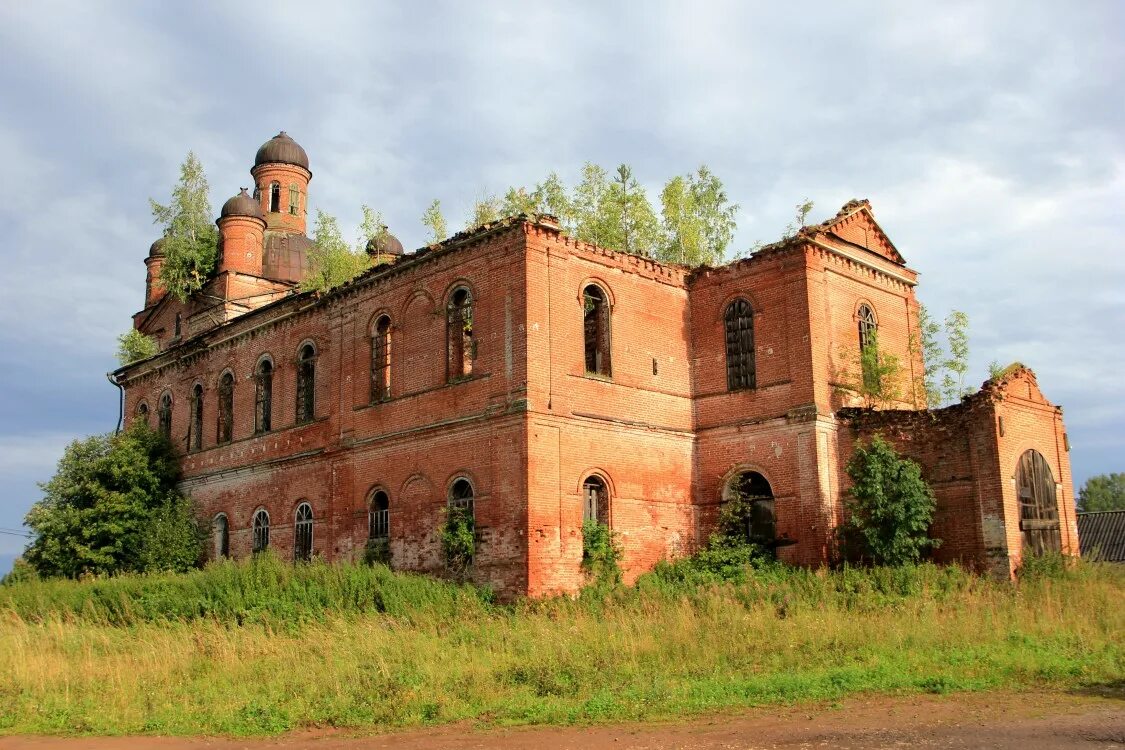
[144,237,167,307]
[365,227,405,266]
[216,188,267,276]
[251,131,311,235]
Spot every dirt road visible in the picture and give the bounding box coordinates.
[1,690,1122,749]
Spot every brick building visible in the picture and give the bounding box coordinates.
[114,132,1079,597]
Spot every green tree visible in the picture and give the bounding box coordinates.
[837,330,903,408]
[941,310,970,403]
[441,504,475,579]
[150,152,219,301]
[573,162,614,248]
[422,199,448,244]
[783,198,815,238]
[115,329,158,366]
[357,204,389,252]
[23,422,203,578]
[468,193,501,228]
[301,210,371,293]
[913,305,944,407]
[842,434,939,566]
[531,172,574,229]
[658,166,739,266]
[1078,473,1125,512]
[500,186,538,217]
[601,164,659,256]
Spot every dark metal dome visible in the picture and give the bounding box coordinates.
[219,188,265,220]
[254,131,309,170]
[149,237,166,258]
[366,230,405,257]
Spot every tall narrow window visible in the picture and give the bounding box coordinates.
[447,288,474,381]
[582,475,609,526]
[255,359,273,433]
[217,371,234,444]
[371,316,392,402]
[294,502,313,561]
[136,401,149,426]
[269,181,280,213]
[158,392,172,440]
[724,298,756,390]
[296,344,316,423]
[857,304,878,390]
[190,383,204,451]
[212,514,229,559]
[369,490,389,540]
[288,184,299,215]
[174,312,182,338]
[583,285,612,376]
[252,509,270,553]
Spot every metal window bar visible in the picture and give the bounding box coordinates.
[252,511,270,553]
[724,299,755,391]
[294,504,313,562]
[255,363,272,433]
[296,348,316,423]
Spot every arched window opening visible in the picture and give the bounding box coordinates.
[724,298,755,391]
[583,285,612,377]
[158,393,172,440]
[174,312,182,339]
[217,371,234,444]
[726,471,777,549]
[288,184,299,215]
[136,401,149,426]
[294,502,313,562]
[255,359,273,433]
[1015,449,1061,556]
[252,509,270,553]
[269,181,280,213]
[371,316,392,402]
[857,303,878,390]
[211,514,229,559]
[369,490,389,540]
[296,344,316,423]
[449,478,475,515]
[447,288,474,381]
[190,384,204,451]
[582,475,609,526]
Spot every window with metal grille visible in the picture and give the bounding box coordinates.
[724,298,755,390]
[449,478,475,514]
[217,372,234,444]
[255,359,273,433]
[190,384,204,451]
[269,182,280,213]
[371,316,391,402]
[369,490,389,540]
[212,514,229,559]
[288,184,299,216]
[294,502,313,562]
[158,392,172,440]
[296,344,316,423]
[583,285,612,376]
[447,288,474,381]
[252,509,270,553]
[857,304,878,390]
[582,475,609,526]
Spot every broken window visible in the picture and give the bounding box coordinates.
[369,489,389,540]
[1015,449,1061,556]
[269,181,281,213]
[296,344,316,423]
[582,475,610,526]
[252,509,270,553]
[449,478,475,515]
[190,383,204,451]
[583,284,612,377]
[158,392,172,440]
[217,371,234,444]
[136,401,149,427]
[211,514,229,559]
[288,184,299,216]
[447,288,474,381]
[255,358,273,433]
[724,298,756,390]
[371,316,391,402]
[294,502,313,562]
[857,303,878,390]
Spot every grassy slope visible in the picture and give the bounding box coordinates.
[0,557,1121,735]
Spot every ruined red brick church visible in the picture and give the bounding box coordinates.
[114,132,1079,597]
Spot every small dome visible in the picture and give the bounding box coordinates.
[219,188,265,220]
[149,238,167,258]
[254,131,309,170]
[366,230,405,257]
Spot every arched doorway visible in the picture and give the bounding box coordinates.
[1015,449,1061,555]
[724,471,778,548]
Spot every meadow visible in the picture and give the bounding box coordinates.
[0,555,1121,735]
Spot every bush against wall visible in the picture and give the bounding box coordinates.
[115,328,159,366]
[581,519,622,588]
[441,505,475,578]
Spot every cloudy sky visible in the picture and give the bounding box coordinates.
[0,1,1121,568]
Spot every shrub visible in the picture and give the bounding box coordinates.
[363,537,392,566]
[441,505,475,578]
[581,519,622,588]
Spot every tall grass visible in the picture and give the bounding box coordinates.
[0,557,1121,736]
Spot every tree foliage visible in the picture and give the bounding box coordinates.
[842,435,939,566]
[301,210,372,293]
[441,504,475,578]
[837,330,904,408]
[580,519,623,589]
[912,305,973,408]
[422,199,448,244]
[657,166,739,266]
[23,423,204,578]
[1078,473,1125,512]
[150,152,219,301]
[115,329,159,366]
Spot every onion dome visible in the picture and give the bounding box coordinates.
[254,131,309,170]
[365,229,405,257]
[219,188,265,220]
[148,237,167,258]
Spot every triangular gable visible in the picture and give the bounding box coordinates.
[816,200,906,266]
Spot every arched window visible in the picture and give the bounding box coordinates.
[136,401,149,426]
[724,298,755,391]
[449,477,475,515]
[269,181,281,213]
[857,304,878,390]
[252,509,270,553]
[158,392,173,440]
[369,490,389,540]
[255,358,273,433]
[211,514,229,559]
[447,287,474,381]
[217,371,234,444]
[294,502,313,561]
[725,471,777,547]
[190,383,204,451]
[582,475,609,526]
[583,284,612,376]
[1016,449,1061,556]
[371,316,391,402]
[288,184,299,215]
[296,344,316,423]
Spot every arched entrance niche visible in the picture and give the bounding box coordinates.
[722,470,786,550]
